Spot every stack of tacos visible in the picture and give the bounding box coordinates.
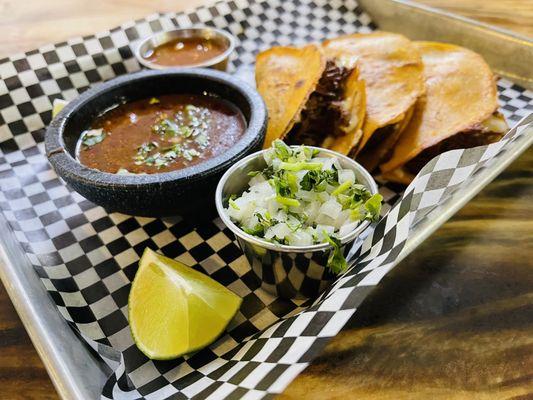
[255,33,508,184]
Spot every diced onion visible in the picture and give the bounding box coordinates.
[339,169,355,184]
[225,141,379,247]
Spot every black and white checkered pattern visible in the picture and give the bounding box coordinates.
[0,0,532,399]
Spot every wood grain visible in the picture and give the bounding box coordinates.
[0,283,59,400]
[0,1,532,399]
[415,0,533,37]
[282,150,533,400]
[0,0,532,57]
[0,0,217,58]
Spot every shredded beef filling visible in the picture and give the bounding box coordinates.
[286,60,353,146]
[405,129,504,175]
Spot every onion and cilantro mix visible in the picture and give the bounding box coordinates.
[225,140,383,273]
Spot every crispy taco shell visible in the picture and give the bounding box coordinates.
[381,112,508,184]
[357,104,414,171]
[256,45,325,148]
[380,42,508,183]
[323,32,425,160]
[282,59,366,156]
[321,66,366,155]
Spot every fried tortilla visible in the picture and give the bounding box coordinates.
[323,32,425,167]
[380,42,509,184]
[286,59,366,155]
[321,66,366,156]
[256,45,325,148]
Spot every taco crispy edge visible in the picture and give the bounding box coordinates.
[380,41,507,181]
[323,32,425,163]
[319,65,366,155]
[256,44,326,148]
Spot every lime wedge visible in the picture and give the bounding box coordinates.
[129,248,242,360]
[52,98,68,118]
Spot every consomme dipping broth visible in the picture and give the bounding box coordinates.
[77,94,246,174]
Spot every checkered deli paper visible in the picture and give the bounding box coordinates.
[0,0,532,398]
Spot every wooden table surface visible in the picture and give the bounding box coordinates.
[0,1,532,399]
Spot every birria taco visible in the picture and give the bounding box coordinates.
[323,32,425,170]
[256,45,325,148]
[255,44,366,154]
[380,42,509,184]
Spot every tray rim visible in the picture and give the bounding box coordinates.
[360,0,533,90]
[385,0,533,42]
[0,1,532,399]
[0,213,108,399]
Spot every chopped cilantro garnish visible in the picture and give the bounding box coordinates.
[81,129,106,148]
[229,198,240,210]
[133,142,158,165]
[136,102,214,169]
[261,165,275,179]
[279,161,323,171]
[183,148,200,161]
[152,118,181,136]
[273,139,292,161]
[300,169,338,191]
[287,172,299,194]
[275,196,300,207]
[133,141,200,169]
[323,231,347,274]
[243,225,264,236]
[364,193,383,222]
[332,180,352,196]
[151,104,211,148]
[255,212,277,231]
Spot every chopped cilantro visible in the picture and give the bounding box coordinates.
[323,231,347,274]
[151,104,211,146]
[152,118,181,136]
[332,180,352,196]
[243,225,264,236]
[275,196,300,207]
[81,129,106,148]
[273,139,292,161]
[255,212,277,231]
[364,193,383,222]
[183,148,200,161]
[300,169,338,191]
[279,161,323,171]
[133,141,200,169]
[229,198,240,210]
[261,165,275,179]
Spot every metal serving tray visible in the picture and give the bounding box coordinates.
[0,1,531,399]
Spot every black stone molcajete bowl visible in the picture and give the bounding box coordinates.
[45,68,267,217]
